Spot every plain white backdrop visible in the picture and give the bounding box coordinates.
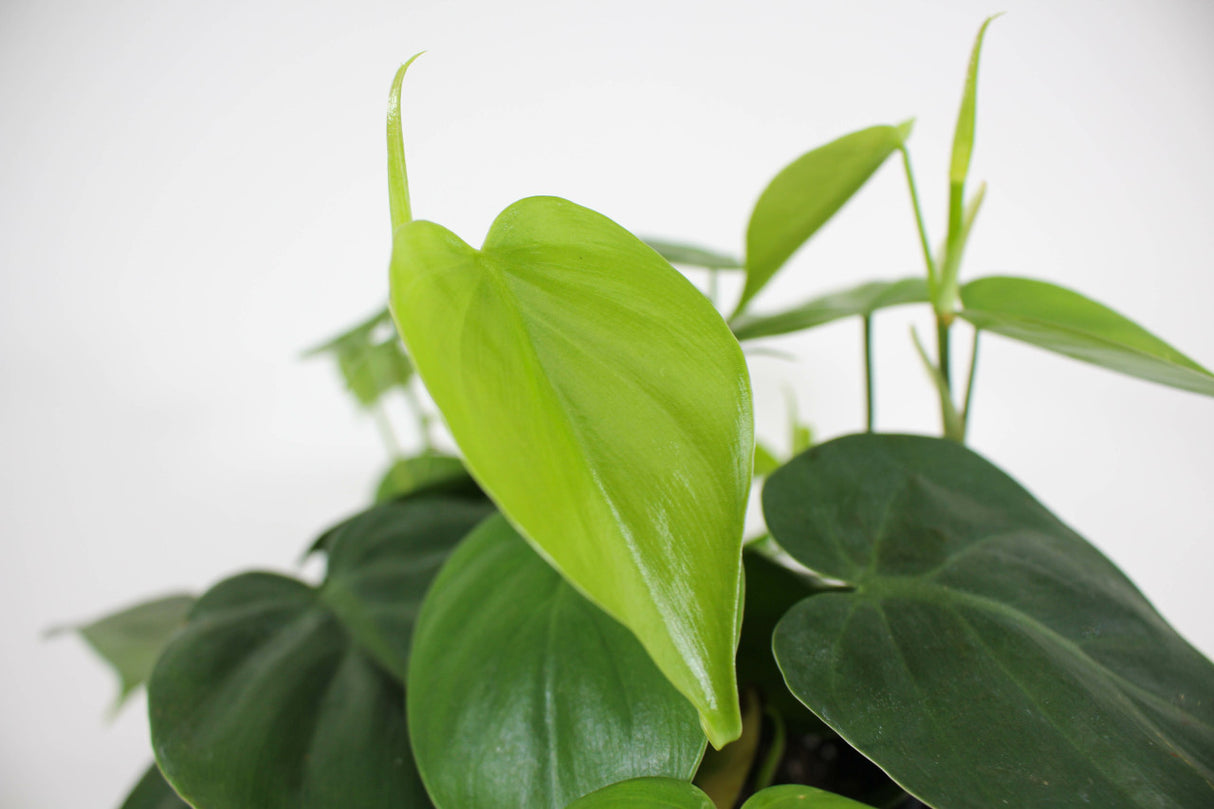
[2,0,1212,805]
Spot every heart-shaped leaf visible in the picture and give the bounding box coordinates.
[742,784,877,809]
[119,763,190,809]
[390,195,752,745]
[731,278,928,341]
[738,123,911,315]
[408,515,707,809]
[565,778,716,809]
[149,496,491,809]
[53,593,194,709]
[765,433,1214,809]
[960,276,1214,396]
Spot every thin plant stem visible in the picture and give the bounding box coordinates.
[863,315,875,433]
[752,706,787,792]
[372,401,404,458]
[961,329,981,439]
[402,380,435,452]
[899,145,940,296]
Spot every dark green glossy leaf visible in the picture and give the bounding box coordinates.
[320,497,494,680]
[644,237,743,270]
[731,278,928,341]
[374,454,477,504]
[738,123,911,314]
[565,778,716,809]
[118,763,189,809]
[390,194,751,745]
[766,433,1214,809]
[694,690,762,809]
[150,573,430,809]
[408,515,707,809]
[55,593,194,708]
[149,497,491,809]
[960,276,1214,396]
[742,784,876,809]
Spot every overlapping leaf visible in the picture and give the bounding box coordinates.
[643,238,743,270]
[731,278,927,341]
[408,515,707,809]
[118,763,190,809]
[565,779,876,809]
[765,433,1214,809]
[960,276,1214,396]
[738,123,911,314]
[55,593,194,708]
[374,453,477,504]
[148,497,491,809]
[390,195,752,745]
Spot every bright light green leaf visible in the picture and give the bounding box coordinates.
[961,276,1214,396]
[54,593,194,709]
[119,763,190,809]
[741,784,877,809]
[738,123,911,315]
[408,516,706,809]
[565,778,716,809]
[644,237,743,270]
[693,690,762,809]
[949,16,999,187]
[766,433,1214,809]
[374,454,477,503]
[390,195,752,746]
[753,442,781,478]
[149,497,491,809]
[732,278,928,341]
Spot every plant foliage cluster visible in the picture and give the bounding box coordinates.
[65,18,1214,809]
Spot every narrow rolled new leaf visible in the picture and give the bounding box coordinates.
[390,195,752,746]
[731,278,928,341]
[949,16,999,188]
[149,497,490,809]
[119,763,190,809]
[565,778,716,809]
[742,785,876,809]
[408,516,706,809]
[738,123,911,315]
[766,433,1214,809]
[961,276,1214,396]
[53,593,194,708]
[644,237,743,270]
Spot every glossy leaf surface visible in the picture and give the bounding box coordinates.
[149,497,490,809]
[742,784,876,809]
[766,433,1214,809]
[119,763,190,809]
[739,124,910,314]
[732,278,927,341]
[644,237,743,270]
[408,516,707,809]
[320,497,494,680]
[565,778,716,809]
[390,195,752,745]
[961,276,1214,396]
[149,573,430,809]
[693,690,762,809]
[59,593,194,707]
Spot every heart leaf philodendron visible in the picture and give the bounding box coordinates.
[407,515,706,809]
[147,496,493,809]
[565,778,879,809]
[764,434,1214,809]
[384,60,752,746]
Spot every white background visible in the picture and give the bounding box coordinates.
[2,0,1213,805]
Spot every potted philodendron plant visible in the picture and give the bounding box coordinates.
[62,17,1214,809]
